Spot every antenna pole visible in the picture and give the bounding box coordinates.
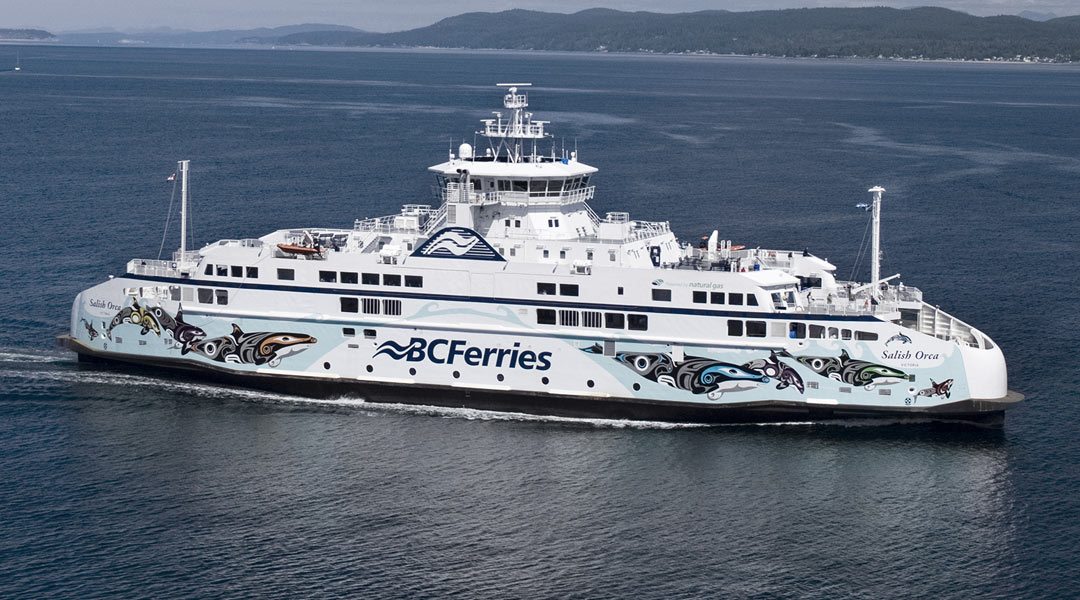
[179,160,190,264]
[868,186,885,301]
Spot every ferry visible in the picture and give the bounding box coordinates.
[60,84,1022,425]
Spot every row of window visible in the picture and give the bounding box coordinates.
[537,282,579,297]
[204,264,258,279]
[536,309,649,331]
[727,320,878,341]
[689,290,760,306]
[340,297,402,316]
[273,268,422,288]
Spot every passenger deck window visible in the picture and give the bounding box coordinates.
[747,320,766,337]
[383,274,401,286]
[711,292,724,304]
[362,273,379,285]
[537,309,556,325]
[277,268,295,281]
[216,266,228,277]
[215,290,228,305]
[197,288,213,304]
[604,313,625,329]
[652,289,671,302]
[693,291,707,304]
[789,323,806,339]
[728,320,743,336]
[809,325,825,339]
[405,275,423,288]
[747,294,759,306]
[729,293,744,306]
[856,331,879,341]
[204,264,213,276]
[537,282,556,295]
[231,265,243,277]
[628,314,648,331]
[320,270,337,283]
[340,297,358,313]
[341,272,358,284]
[246,266,259,279]
[560,284,579,297]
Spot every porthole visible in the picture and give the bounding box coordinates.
[633,383,641,391]
[497,374,505,382]
[323,362,331,370]
[366,365,373,373]
[409,367,417,376]
[587,380,595,388]
[452,370,460,379]
[541,376,549,385]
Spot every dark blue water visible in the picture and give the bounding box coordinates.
[1,46,1078,598]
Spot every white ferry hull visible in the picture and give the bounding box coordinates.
[61,277,1021,426]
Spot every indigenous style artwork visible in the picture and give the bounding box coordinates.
[589,345,913,398]
[918,378,954,399]
[105,299,160,339]
[779,349,908,390]
[584,345,773,401]
[99,300,313,367]
[190,325,316,367]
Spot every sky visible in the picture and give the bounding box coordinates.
[10,0,1079,33]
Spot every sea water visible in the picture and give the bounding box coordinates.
[0,46,1078,598]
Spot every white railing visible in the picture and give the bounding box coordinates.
[439,184,595,207]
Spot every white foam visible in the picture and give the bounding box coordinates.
[0,351,68,363]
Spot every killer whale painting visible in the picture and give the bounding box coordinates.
[191,324,317,367]
[584,345,772,400]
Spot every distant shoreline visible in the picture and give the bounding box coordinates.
[9,41,1077,67]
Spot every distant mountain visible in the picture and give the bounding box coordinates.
[278,7,1080,61]
[0,28,55,41]
[1018,11,1057,22]
[57,23,365,46]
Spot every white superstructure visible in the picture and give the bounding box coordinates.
[62,84,1021,424]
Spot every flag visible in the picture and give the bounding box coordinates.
[167,173,176,181]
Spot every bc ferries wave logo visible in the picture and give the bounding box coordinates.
[375,337,551,370]
[411,227,505,261]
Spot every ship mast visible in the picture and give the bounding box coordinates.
[868,186,885,301]
[179,159,190,270]
[480,83,551,163]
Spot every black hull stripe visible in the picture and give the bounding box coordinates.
[118,274,881,322]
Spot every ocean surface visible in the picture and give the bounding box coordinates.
[1,46,1078,598]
